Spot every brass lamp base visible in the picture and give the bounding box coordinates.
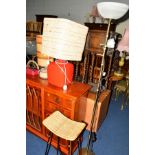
[78,148,95,155]
[114,54,125,77]
[114,69,124,77]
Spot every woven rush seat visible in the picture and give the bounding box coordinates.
[43,111,86,141]
[43,111,86,155]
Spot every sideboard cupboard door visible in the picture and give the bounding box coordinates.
[26,84,42,132]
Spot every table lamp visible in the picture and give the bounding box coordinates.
[114,27,129,77]
[78,2,129,155]
[41,18,88,90]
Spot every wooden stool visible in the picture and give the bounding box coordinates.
[43,111,86,155]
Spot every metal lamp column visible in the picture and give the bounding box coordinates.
[78,18,112,155]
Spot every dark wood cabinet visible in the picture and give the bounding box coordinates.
[35,14,58,33]
[84,23,116,53]
[35,14,58,23]
[84,23,116,31]
[77,23,117,86]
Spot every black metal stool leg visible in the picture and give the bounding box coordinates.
[45,132,53,155]
[79,127,86,151]
[56,137,60,155]
[77,138,81,152]
[77,133,83,151]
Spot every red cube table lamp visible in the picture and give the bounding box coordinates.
[41,18,88,90]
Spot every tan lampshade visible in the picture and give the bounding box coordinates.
[42,18,88,61]
[117,28,129,52]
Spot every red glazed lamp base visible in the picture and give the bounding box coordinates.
[47,60,74,88]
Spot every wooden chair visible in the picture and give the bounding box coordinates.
[113,77,129,110]
[43,111,86,155]
[108,73,124,90]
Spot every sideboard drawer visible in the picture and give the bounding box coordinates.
[44,101,57,113]
[59,107,72,119]
[44,102,72,119]
[45,92,74,110]
[45,92,62,104]
[62,98,74,110]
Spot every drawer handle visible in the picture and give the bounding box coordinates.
[46,93,61,103]
[55,97,60,104]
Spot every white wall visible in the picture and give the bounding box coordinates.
[26,0,129,34]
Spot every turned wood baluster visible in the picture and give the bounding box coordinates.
[81,52,87,83]
[89,52,96,82]
[93,54,102,84]
[85,51,91,83]
[74,61,80,81]
[105,50,114,88]
[82,50,90,83]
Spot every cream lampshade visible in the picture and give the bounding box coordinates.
[42,18,88,61]
[97,2,129,19]
[41,18,88,90]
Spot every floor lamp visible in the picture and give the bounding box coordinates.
[78,2,129,155]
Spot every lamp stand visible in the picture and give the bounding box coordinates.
[114,51,126,77]
[78,18,112,155]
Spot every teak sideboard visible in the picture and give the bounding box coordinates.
[26,75,91,154]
